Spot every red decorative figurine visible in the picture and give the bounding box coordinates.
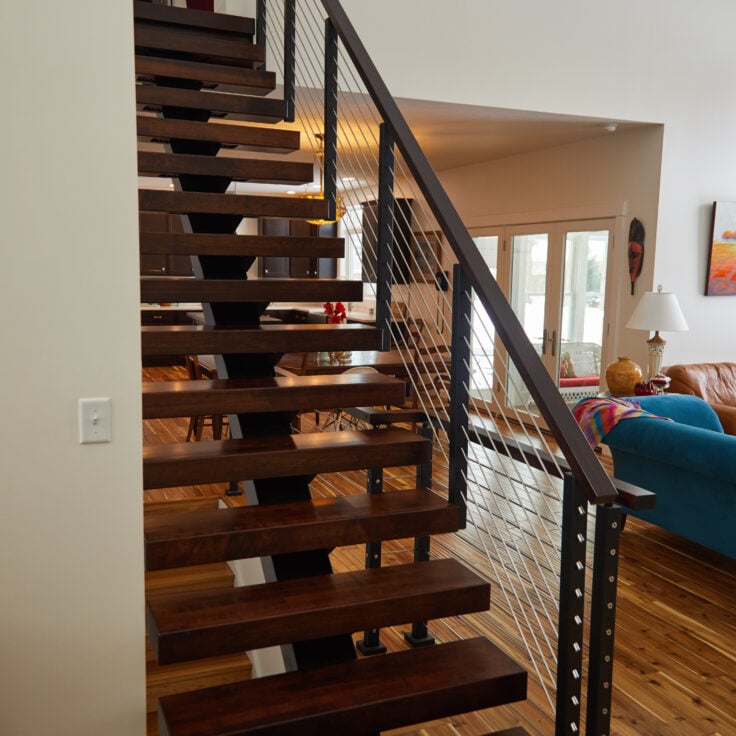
[323,301,347,324]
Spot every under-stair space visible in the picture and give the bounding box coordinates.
[135,2,528,734]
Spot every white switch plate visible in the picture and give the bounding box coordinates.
[78,398,111,444]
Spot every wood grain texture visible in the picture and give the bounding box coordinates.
[136,116,300,152]
[139,231,343,258]
[144,489,461,570]
[142,373,406,419]
[139,276,364,304]
[139,189,329,219]
[135,56,275,94]
[136,85,282,122]
[133,1,255,35]
[138,151,312,184]
[143,428,431,489]
[158,638,526,736]
[141,323,382,356]
[148,559,490,663]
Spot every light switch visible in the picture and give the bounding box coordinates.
[78,398,111,444]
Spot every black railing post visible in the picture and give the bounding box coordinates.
[448,264,471,522]
[356,465,388,656]
[555,473,588,736]
[586,503,622,736]
[255,0,266,70]
[375,123,395,351]
[323,18,338,221]
[282,0,295,122]
[404,423,435,648]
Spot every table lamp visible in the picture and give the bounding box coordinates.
[626,285,688,379]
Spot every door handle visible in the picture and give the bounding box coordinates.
[541,328,547,355]
[550,329,557,357]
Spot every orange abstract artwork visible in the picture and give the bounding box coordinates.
[706,201,736,296]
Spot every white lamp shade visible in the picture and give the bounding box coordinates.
[626,287,689,332]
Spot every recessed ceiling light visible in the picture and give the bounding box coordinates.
[603,123,618,133]
[286,190,296,195]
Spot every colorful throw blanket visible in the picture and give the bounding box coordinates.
[573,397,669,449]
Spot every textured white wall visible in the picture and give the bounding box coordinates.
[342,0,736,364]
[0,2,145,734]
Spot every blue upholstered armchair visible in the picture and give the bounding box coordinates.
[602,394,736,559]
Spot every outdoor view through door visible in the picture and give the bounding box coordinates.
[470,221,611,418]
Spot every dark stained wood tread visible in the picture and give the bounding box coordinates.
[142,373,407,420]
[136,85,282,122]
[133,1,255,36]
[137,151,313,185]
[143,428,431,490]
[141,323,382,356]
[135,56,275,95]
[157,637,527,736]
[137,116,300,152]
[345,405,428,426]
[140,276,364,305]
[146,563,234,598]
[139,232,344,259]
[147,559,489,664]
[134,24,263,68]
[144,496,222,516]
[139,189,330,220]
[144,489,461,570]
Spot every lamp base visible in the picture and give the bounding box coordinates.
[646,331,667,380]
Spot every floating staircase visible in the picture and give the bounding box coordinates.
[135,1,527,733]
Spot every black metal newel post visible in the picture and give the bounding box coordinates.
[375,123,395,351]
[555,474,588,736]
[282,0,296,122]
[585,503,623,736]
[255,0,266,69]
[323,18,338,221]
[448,264,471,523]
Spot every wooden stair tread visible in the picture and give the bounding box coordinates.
[133,1,255,36]
[137,116,300,152]
[143,428,431,490]
[139,276,364,304]
[345,405,427,426]
[147,647,252,715]
[136,85,282,122]
[146,563,234,598]
[134,23,262,68]
[144,489,461,570]
[135,56,275,95]
[157,637,527,736]
[142,373,407,419]
[139,232,344,259]
[141,323,382,356]
[147,559,489,664]
[138,151,312,184]
[144,496,222,516]
[139,189,330,220]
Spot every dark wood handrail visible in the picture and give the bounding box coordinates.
[321,0,616,504]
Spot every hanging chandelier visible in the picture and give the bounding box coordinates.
[302,133,346,227]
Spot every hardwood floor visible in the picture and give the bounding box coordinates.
[143,367,736,735]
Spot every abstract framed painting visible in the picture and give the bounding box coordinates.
[705,201,736,295]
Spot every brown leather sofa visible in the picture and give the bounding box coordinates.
[664,362,736,435]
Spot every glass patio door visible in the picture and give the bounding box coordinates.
[500,220,613,417]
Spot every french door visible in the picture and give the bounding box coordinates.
[471,219,613,419]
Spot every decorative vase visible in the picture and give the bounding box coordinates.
[605,356,643,397]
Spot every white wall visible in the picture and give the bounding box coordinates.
[342,0,736,365]
[0,2,144,735]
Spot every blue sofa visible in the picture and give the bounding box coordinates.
[602,394,736,559]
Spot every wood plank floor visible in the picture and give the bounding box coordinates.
[143,367,736,735]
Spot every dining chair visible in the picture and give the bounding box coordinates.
[184,355,227,441]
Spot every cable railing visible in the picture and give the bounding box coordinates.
[255,2,656,733]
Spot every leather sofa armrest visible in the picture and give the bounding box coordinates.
[710,402,736,435]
